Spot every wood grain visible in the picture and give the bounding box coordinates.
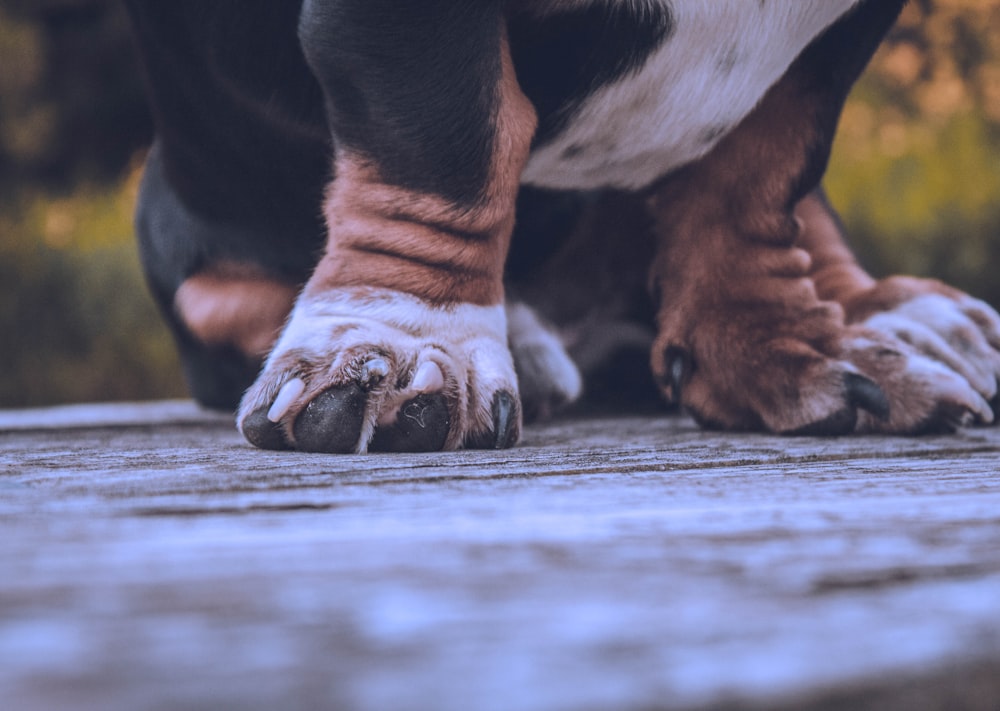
[1,402,999,710]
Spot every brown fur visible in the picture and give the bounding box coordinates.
[646,70,855,431]
[795,192,876,304]
[840,276,964,324]
[641,56,999,435]
[793,195,962,323]
[175,262,298,358]
[308,27,536,307]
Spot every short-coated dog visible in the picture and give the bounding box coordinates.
[124,0,1000,452]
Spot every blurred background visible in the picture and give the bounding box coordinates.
[1,0,999,408]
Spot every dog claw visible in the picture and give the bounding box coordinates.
[237,291,521,453]
[411,360,444,393]
[267,377,306,422]
[490,390,519,449]
[661,346,691,402]
[461,390,519,450]
[359,358,390,387]
[292,384,367,453]
[844,372,890,421]
[787,373,890,436]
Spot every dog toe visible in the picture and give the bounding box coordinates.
[370,393,451,452]
[241,405,290,451]
[292,384,368,454]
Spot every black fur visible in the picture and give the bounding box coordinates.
[508,3,674,147]
[298,0,505,207]
[785,0,908,210]
[123,1,328,238]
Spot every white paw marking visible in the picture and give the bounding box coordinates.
[845,330,994,432]
[506,302,582,414]
[239,288,516,452]
[865,294,1000,401]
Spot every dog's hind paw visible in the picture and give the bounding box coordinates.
[237,288,521,453]
[845,276,1000,432]
[506,302,582,421]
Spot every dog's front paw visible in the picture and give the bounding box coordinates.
[237,289,520,453]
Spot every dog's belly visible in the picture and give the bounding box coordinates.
[520,0,861,190]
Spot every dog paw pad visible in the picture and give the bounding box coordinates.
[241,406,290,451]
[370,393,451,452]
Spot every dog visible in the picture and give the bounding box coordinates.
[124,0,1000,453]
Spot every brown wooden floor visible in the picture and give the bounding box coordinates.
[2,401,999,710]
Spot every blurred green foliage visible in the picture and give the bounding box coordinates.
[0,174,185,405]
[826,0,1000,305]
[0,0,184,407]
[1,0,999,407]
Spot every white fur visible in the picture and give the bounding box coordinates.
[865,294,1000,400]
[270,290,508,366]
[522,0,861,189]
[506,302,583,407]
[242,289,515,452]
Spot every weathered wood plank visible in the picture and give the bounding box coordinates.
[1,403,999,710]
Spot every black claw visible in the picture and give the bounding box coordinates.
[369,394,451,453]
[464,390,521,450]
[660,347,692,403]
[491,390,519,449]
[241,407,290,451]
[845,372,890,422]
[292,384,367,453]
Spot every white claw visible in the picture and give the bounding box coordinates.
[411,361,444,393]
[267,377,306,422]
[360,358,390,385]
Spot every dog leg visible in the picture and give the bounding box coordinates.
[124,2,330,411]
[239,1,536,452]
[643,0,985,434]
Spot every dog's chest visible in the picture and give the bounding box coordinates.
[518,0,861,190]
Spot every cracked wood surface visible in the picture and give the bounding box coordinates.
[1,401,1000,710]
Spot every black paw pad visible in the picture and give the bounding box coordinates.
[241,406,290,451]
[292,384,367,453]
[370,394,451,453]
